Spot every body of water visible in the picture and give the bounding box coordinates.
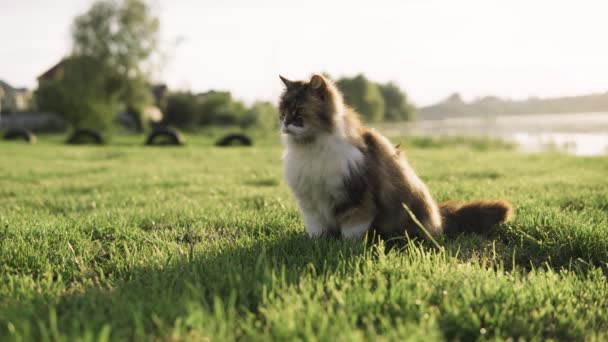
[378,112,608,156]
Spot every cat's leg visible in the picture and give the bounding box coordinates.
[302,210,326,238]
[340,216,374,239]
[337,196,375,240]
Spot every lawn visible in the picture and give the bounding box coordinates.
[1,134,607,341]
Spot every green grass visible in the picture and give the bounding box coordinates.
[1,134,607,341]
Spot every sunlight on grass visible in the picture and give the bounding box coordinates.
[0,134,607,340]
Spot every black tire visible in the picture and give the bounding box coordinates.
[145,127,184,146]
[66,129,105,145]
[215,133,253,147]
[3,128,36,143]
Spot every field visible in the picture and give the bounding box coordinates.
[1,134,607,341]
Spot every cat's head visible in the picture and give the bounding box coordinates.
[278,74,343,142]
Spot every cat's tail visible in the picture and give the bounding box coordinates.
[440,200,513,235]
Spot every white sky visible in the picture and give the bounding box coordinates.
[1,0,607,105]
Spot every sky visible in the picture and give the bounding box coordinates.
[1,0,608,106]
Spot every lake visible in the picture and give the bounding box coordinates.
[377,112,608,156]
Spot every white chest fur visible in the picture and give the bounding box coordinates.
[283,134,365,235]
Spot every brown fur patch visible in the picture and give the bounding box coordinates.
[334,163,369,217]
[362,129,443,239]
[440,200,514,235]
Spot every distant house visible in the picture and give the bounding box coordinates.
[0,79,65,131]
[37,59,66,83]
[0,80,32,113]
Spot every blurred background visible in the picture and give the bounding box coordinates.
[1,0,607,154]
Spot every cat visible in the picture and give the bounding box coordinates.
[279,74,513,240]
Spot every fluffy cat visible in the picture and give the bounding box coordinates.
[279,74,513,240]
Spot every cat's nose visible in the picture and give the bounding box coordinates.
[281,125,289,133]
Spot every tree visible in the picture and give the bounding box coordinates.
[163,91,262,130]
[242,101,278,130]
[336,74,385,122]
[198,91,245,126]
[36,0,159,131]
[162,91,200,128]
[36,56,121,130]
[445,93,463,104]
[378,82,416,121]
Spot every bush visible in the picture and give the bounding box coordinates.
[163,92,277,131]
[336,74,385,122]
[242,101,278,130]
[378,82,416,121]
[198,91,246,126]
[162,92,200,128]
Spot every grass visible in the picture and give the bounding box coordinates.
[1,134,607,341]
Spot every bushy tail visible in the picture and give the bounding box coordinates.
[440,200,513,235]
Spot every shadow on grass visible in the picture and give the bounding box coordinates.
[3,221,607,340]
[2,231,369,339]
[436,224,608,277]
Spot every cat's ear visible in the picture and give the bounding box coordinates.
[279,75,296,89]
[310,74,329,100]
[310,74,327,90]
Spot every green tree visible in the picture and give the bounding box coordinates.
[36,0,159,132]
[36,56,121,131]
[198,91,246,127]
[163,91,260,130]
[242,101,278,130]
[73,0,158,131]
[378,82,416,121]
[162,91,200,128]
[336,74,385,122]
